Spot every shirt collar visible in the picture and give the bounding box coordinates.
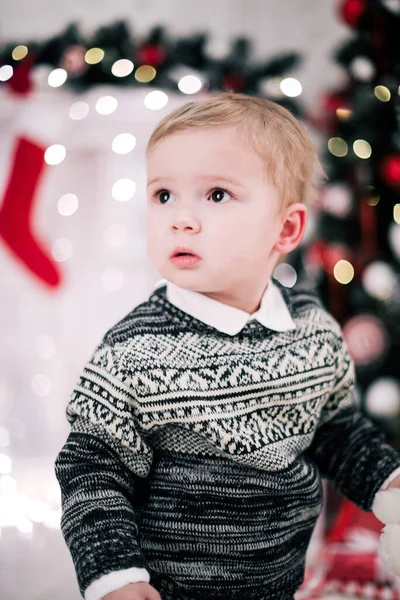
[152,278,296,336]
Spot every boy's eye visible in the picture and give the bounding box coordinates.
[157,190,174,204]
[209,188,232,204]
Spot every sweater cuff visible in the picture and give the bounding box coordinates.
[84,568,151,600]
[378,466,400,492]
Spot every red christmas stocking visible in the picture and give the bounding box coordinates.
[0,135,62,288]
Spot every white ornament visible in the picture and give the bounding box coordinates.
[322,183,353,218]
[372,489,400,576]
[381,0,400,14]
[365,377,400,418]
[349,57,375,81]
[362,261,397,300]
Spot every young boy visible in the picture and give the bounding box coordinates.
[55,93,400,600]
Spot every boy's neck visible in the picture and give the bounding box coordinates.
[198,281,270,315]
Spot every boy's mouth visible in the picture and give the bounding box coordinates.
[170,247,201,259]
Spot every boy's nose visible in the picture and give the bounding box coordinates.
[172,213,201,233]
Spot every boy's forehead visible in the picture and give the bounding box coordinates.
[146,126,258,171]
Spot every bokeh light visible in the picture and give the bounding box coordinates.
[112,133,137,154]
[69,101,89,120]
[111,59,134,78]
[353,139,372,159]
[58,194,79,216]
[280,77,302,97]
[48,68,67,88]
[135,65,157,83]
[95,96,118,115]
[0,65,14,81]
[44,145,66,165]
[328,137,348,157]
[144,90,169,110]
[178,75,203,94]
[374,85,391,102]
[85,48,104,64]
[12,45,28,60]
[333,259,354,284]
[112,179,136,201]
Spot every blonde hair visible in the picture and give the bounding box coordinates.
[147,92,323,212]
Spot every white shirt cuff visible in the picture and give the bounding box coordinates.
[84,567,150,600]
[378,467,400,492]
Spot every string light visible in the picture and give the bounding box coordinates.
[44,145,66,165]
[111,59,134,78]
[112,133,136,154]
[394,204,400,224]
[58,193,79,216]
[144,90,169,110]
[85,48,104,64]
[135,65,156,83]
[178,75,203,94]
[374,85,391,102]
[280,77,302,97]
[353,139,372,159]
[336,107,353,120]
[328,137,348,157]
[0,65,13,81]
[112,179,136,201]
[48,68,67,88]
[333,259,354,284]
[95,96,118,115]
[12,45,28,60]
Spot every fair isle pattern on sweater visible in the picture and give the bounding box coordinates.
[55,281,400,600]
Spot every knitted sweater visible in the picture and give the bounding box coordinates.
[55,280,400,600]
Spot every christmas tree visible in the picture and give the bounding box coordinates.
[289,0,400,449]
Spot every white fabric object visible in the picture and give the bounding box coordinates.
[372,488,400,577]
[84,567,150,600]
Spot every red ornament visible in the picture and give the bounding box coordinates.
[343,314,388,366]
[381,154,400,187]
[222,73,246,92]
[136,44,166,68]
[339,0,366,27]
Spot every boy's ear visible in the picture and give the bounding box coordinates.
[273,203,308,255]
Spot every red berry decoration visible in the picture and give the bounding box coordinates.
[381,154,400,186]
[136,44,166,68]
[339,0,366,27]
[222,73,246,92]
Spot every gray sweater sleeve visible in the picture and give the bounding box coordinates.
[54,338,153,596]
[306,332,400,511]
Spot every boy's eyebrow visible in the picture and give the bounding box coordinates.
[147,175,245,188]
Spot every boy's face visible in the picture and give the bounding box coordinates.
[145,125,285,308]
